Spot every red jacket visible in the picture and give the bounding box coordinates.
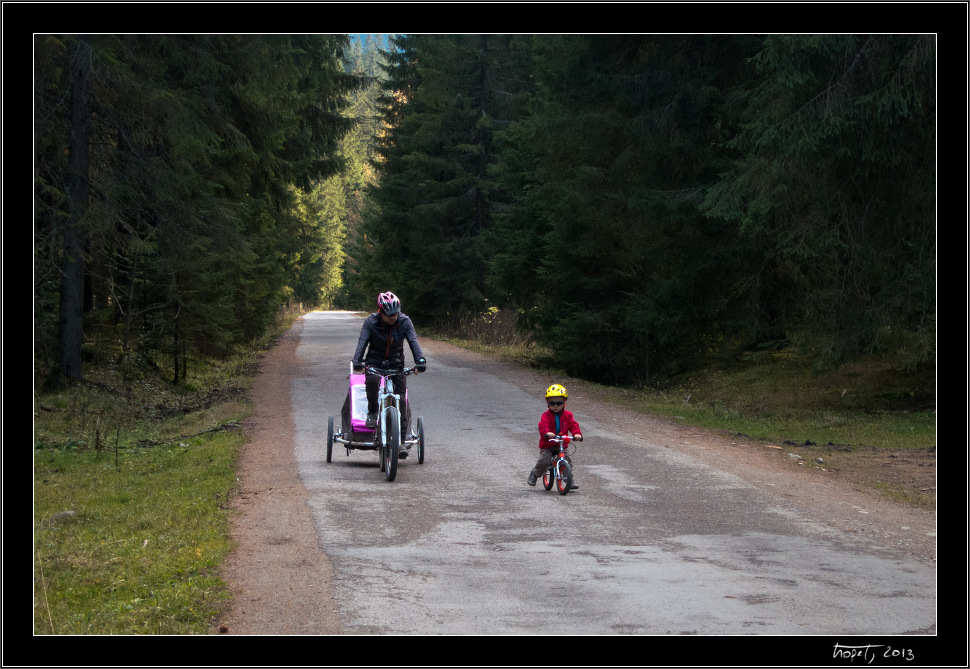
[538,409,582,449]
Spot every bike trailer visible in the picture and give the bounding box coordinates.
[348,370,379,433]
[339,363,410,443]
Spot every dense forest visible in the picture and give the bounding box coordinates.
[35,34,936,389]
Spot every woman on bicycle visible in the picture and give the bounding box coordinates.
[528,384,583,488]
[352,291,427,433]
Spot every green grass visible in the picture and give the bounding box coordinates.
[34,310,298,635]
[34,433,240,634]
[629,347,936,451]
[628,391,936,450]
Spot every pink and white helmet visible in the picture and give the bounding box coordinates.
[377,291,401,315]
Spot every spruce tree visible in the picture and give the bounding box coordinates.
[34,34,361,381]
[499,35,758,383]
[360,34,533,323]
[701,34,936,367]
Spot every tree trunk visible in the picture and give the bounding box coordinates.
[173,303,181,384]
[58,36,91,382]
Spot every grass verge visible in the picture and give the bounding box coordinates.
[34,310,299,634]
[620,348,936,451]
[34,432,240,634]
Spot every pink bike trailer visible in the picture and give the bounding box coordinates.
[341,364,409,437]
[348,372,381,432]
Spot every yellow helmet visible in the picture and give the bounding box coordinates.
[545,384,568,399]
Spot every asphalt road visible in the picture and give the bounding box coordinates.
[289,312,936,636]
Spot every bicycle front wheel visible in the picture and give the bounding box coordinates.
[416,416,425,464]
[383,410,400,481]
[556,460,573,495]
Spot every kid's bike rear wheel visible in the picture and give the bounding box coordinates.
[326,415,334,463]
[542,466,555,490]
[556,460,573,495]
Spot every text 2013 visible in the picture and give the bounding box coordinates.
[833,644,915,663]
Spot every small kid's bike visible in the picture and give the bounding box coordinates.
[543,435,575,495]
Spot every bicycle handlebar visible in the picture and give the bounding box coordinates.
[347,361,424,377]
[363,365,420,377]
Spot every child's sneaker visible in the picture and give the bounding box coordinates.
[527,471,537,486]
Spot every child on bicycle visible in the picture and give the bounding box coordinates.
[527,384,583,489]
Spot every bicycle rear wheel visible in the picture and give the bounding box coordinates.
[326,415,334,463]
[556,460,573,495]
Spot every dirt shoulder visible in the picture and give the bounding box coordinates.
[212,323,935,634]
[214,320,341,635]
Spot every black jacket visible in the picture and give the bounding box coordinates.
[352,313,425,369]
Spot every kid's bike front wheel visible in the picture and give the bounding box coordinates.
[383,410,400,482]
[556,460,573,496]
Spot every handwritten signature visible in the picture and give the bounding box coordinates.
[833,644,916,664]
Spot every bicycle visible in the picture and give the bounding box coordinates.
[542,435,576,495]
[327,362,425,482]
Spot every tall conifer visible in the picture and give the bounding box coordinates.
[701,35,936,367]
[360,34,532,322]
